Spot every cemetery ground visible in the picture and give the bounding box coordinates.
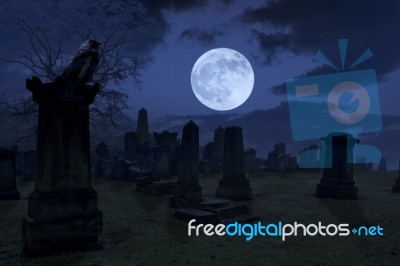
[0,170,399,266]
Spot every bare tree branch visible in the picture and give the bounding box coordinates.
[0,13,152,144]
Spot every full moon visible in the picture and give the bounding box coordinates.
[190,48,254,111]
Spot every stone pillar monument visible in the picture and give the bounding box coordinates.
[136,108,150,170]
[170,120,202,207]
[137,108,149,146]
[23,77,102,254]
[316,132,358,200]
[216,126,252,200]
[393,161,400,193]
[0,148,20,200]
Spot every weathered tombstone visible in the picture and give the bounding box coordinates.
[124,132,138,161]
[286,156,298,171]
[153,145,171,178]
[378,158,387,171]
[170,121,202,207]
[0,148,20,200]
[23,77,102,254]
[216,126,252,200]
[393,161,400,193]
[213,127,225,172]
[316,133,358,200]
[136,108,151,171]
[95,141,110,159]
[244,148,258,172]
[23,150,36,181]
[267,143,286,171]
[153,131,178,174]
[137,108,150,146]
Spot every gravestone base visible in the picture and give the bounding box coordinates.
[0,189,20,200]
[216,179,252,200]
[316,179,358,200]
[23,188,102,255]
[393,178,400,193]
[170,184,203,207]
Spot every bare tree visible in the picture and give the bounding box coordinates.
[0,14,152,144]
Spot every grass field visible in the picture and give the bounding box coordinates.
[0,170,399,265]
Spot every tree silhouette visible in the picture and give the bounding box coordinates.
[0,14,152,144]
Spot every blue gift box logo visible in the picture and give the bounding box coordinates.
[286,39,382,168]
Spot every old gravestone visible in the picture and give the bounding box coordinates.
[153,145,171,178]
[316,133,358,200]
[267,143,286,172]
[393,161,400,193]
[216,126,252,200]
[22,77,102,254]
[0,148,20,200]
[170,120,202,207]
[244,148,258,172]
[137,108,150,146]
[136,108,151,171]
[286,155,298,171]
[153,130,179,175]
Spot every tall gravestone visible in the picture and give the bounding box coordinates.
[316,133,358,200]
[136,108,150,171]
[0,148,20,200]
[213,127,225,172]
[170,121,202,207]
[137,108,149,146]
[22,77,102,254]
[216,126,252,200]
[393,161,400,193]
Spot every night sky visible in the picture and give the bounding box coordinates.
[1,0,400,167]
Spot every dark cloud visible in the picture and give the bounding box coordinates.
[239,0,400,94]
[180,27,223,45]
[141,0,208,13]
